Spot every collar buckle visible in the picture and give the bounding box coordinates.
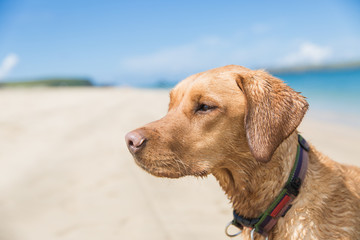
[233,211,260,228]
[285,176,302,196]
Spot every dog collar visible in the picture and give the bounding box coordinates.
[226,135,309,238]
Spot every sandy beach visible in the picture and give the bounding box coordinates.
[0,88,359,240]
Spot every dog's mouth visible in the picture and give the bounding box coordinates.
[133,156,210,179]
[133,157,187,178]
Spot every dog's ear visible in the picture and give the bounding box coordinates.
[236,70,308,162]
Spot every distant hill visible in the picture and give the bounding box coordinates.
[0,78,93,88]
[268,61,360,74]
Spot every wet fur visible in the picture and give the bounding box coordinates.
[127,65,360,239]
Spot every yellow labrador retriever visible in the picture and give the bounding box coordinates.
[125,65,360,240]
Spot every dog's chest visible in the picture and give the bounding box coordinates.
[241,213,317,240]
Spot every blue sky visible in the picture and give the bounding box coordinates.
[0,0,359,85]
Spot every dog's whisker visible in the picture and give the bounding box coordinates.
[126,65,360,239]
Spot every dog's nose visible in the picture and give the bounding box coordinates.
[125,130,147,154]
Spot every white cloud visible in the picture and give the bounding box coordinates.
[0,53,19,80]
[280,42,332,66]
[121,44,198,75]
[118,36,260,82]
[120,37,230,79]
[251,23,271,35]
[119,38,338,84]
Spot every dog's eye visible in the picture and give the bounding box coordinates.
[196,104,217,113]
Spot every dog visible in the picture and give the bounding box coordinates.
[125,65,360,239]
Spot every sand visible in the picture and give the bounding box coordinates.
[0,88,359,240]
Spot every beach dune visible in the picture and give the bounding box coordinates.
[0,88,359,240]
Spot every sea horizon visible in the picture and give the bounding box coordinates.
[136,67,360,127]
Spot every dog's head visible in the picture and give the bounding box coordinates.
[126,65,308,178]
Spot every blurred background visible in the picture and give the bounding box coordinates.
[0,1,359,240]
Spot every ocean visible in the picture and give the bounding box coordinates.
[148,67,360,126]
[275,68,360,126]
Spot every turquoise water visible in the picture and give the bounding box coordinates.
[147,67,360,126]
[275,68,360,117]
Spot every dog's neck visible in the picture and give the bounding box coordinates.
[212,132,299,218]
